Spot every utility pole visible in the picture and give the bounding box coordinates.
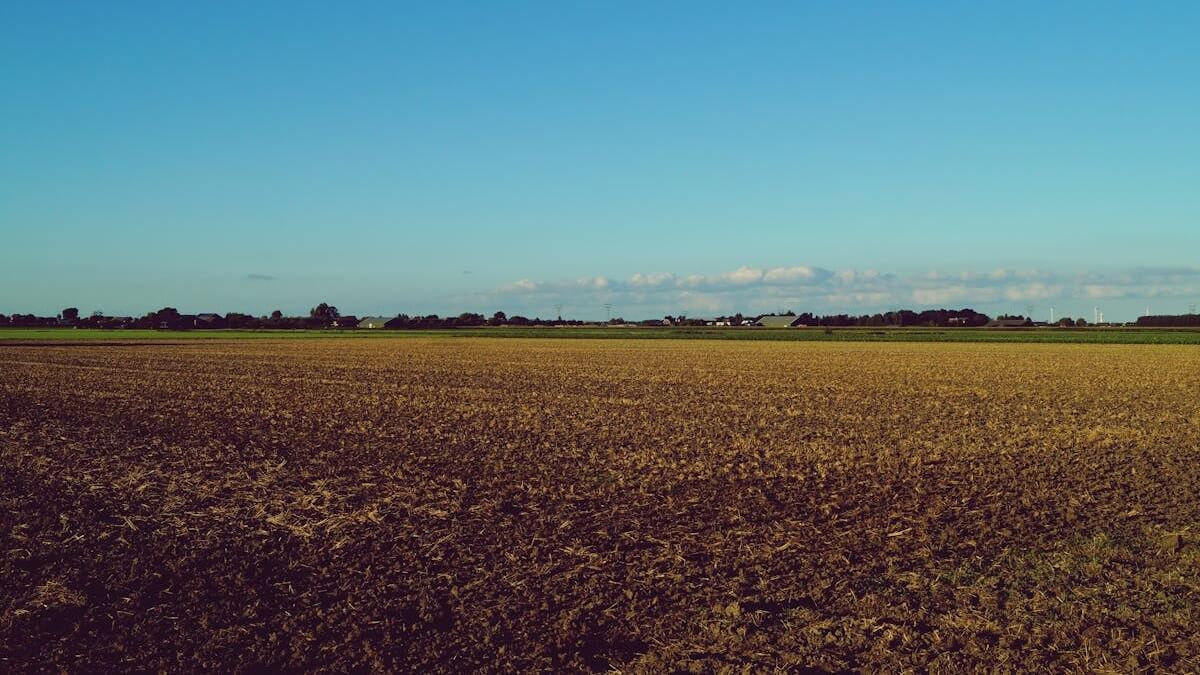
[603,303,612,323]
[553,304,563,321]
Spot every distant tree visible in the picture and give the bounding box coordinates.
[1136,313,1200,327]
[60,307,80,324]
[269,310,283,321]
[224,312,258,329]
[141,307,183,329]
[1075,317,1089,327]
[0,313,8,325]
[489,311,507,326]
[455,312,485,327]
[1057,317,1074,327]
[310,303,339,319]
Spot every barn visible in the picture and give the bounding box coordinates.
[194,313,226,329]
[755,315,801,328]
[357,317,392,329]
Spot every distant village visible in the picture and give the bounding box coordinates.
[5,303,1197,330]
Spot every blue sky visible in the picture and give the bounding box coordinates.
[2,1,1198,321]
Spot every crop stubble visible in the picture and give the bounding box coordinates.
[2,338,1200,671]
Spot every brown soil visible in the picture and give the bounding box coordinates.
[2,338,1199,672]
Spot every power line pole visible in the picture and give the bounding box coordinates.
[603,303,612,323]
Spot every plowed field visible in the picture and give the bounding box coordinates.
[3,338,1200,671]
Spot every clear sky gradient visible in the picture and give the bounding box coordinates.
[3,1,1198,320]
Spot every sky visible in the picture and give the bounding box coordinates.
[2,1,1198,321]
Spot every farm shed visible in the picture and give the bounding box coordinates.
[358,317,392,329]
[755,315,802,328]
[194,313,226,329]
[159,315,197,330]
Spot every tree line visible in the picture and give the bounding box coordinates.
[0,305,586,330]
[1135,314,1200,327]
[769,308,993,327]
[1,304,1154,330]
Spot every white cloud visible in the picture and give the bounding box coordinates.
[912,286,974,305]
[490,264,1196,319]
[1003,283,1058,301]
[826,291,892,305]
[1082,284,1126,299]
[677,291,724,313]
[501,278,542,292]
[630,272,674,287]
[722,266,764,285]
[763,266,817,283]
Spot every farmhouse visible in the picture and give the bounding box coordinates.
[195,313,226,329]
[755,315,801,328]
[358,317,392,329]
[330,316,360,328]
[159,314,197,330]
